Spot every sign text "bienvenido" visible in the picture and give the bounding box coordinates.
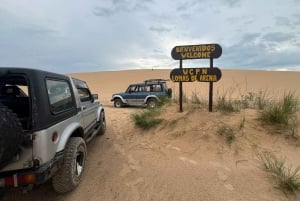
[171,44,222,60]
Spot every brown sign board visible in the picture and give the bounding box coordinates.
[170,67,222,82]
[171,44,222,60]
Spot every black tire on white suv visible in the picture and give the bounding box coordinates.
[97,111,106,135]
[0,103,23,169]
[52,137,87,193]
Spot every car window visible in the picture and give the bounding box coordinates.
[152,84,162,92]
[77,88,92,102]
[144,86,151,92]
[46,79,73,114]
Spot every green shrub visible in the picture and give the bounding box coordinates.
[257,152,300,193]
[240,90,269,110]
[256,90,269,110]
[260,92,298,127]
[217,125,235,144]
[216,95,238,113]
[132,109,163,129]
[158,95,172,107]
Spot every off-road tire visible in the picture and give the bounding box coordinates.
[0,103,23,169]
[97,110,106,135]
[147,98,157,108]
[114,99,123,108]
[52,137,87,193]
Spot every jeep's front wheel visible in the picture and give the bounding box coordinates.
[147,98,157,108]
[97,110,106,135]
[52,137,87,193]
[114,99,123,108]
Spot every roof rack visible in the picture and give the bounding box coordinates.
[144,79,170,83]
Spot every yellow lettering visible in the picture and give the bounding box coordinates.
[199,75,217,82]
[177,44,216,59]
[191,75,197,82]
[181,53,187,59]
[182,69,188,75]
[202,68,207,74]
[171,75,190,82]
[211,44,216,51]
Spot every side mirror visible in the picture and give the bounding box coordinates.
[92,94,98,102]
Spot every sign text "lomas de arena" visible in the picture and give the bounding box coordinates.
[170,67,222,82]
[171,44,222,60]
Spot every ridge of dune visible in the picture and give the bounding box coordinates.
[70,69,300,106]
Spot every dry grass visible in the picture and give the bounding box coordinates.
[257,152,300,193]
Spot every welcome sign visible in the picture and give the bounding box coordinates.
[171,44,222,60]
[170,43,223,112]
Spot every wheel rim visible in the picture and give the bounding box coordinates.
[102,119,106,130]
[115,100,122,108]
[148,100,156,108]
[74,146,85,177]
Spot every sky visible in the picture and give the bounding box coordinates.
[0,0,300,74]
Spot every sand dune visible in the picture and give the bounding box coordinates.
[71,69,300,106]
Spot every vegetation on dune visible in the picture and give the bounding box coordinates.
[216,90,269,113]
[259,92,298,127]
[132,108,163,130]
[257,152,300,193]
[217,125,235,144]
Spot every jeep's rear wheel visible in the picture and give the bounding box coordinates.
[52,137,87,193]
[0,103,23,169]
[147,98,157,108]
[114,99,123,108]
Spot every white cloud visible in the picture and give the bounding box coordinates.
[0,0,299,73]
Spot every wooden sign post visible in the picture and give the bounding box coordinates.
[170,44,222,112]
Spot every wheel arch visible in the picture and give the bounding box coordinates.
[145,95,159,104]
[112,95,125,103]
[57,122,84,152]
[96,106,105,122]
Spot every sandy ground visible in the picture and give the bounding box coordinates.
[1,69,300,201]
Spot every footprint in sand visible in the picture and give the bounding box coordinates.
[166,144,182,152]
[217,170,235,191]
[224,183,234,191]
[178,156,199,166]
[125,178,144,201]
[217,170,228,181]
[119,155,141,178]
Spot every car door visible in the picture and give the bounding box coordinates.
[77,87,97,132]
[123,85,146,105]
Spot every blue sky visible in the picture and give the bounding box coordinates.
[0,0,299,73]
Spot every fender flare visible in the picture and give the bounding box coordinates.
[112,95,126,103]
[144,95,159,104]
[56,122,84,152]
[96,105,105,122]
